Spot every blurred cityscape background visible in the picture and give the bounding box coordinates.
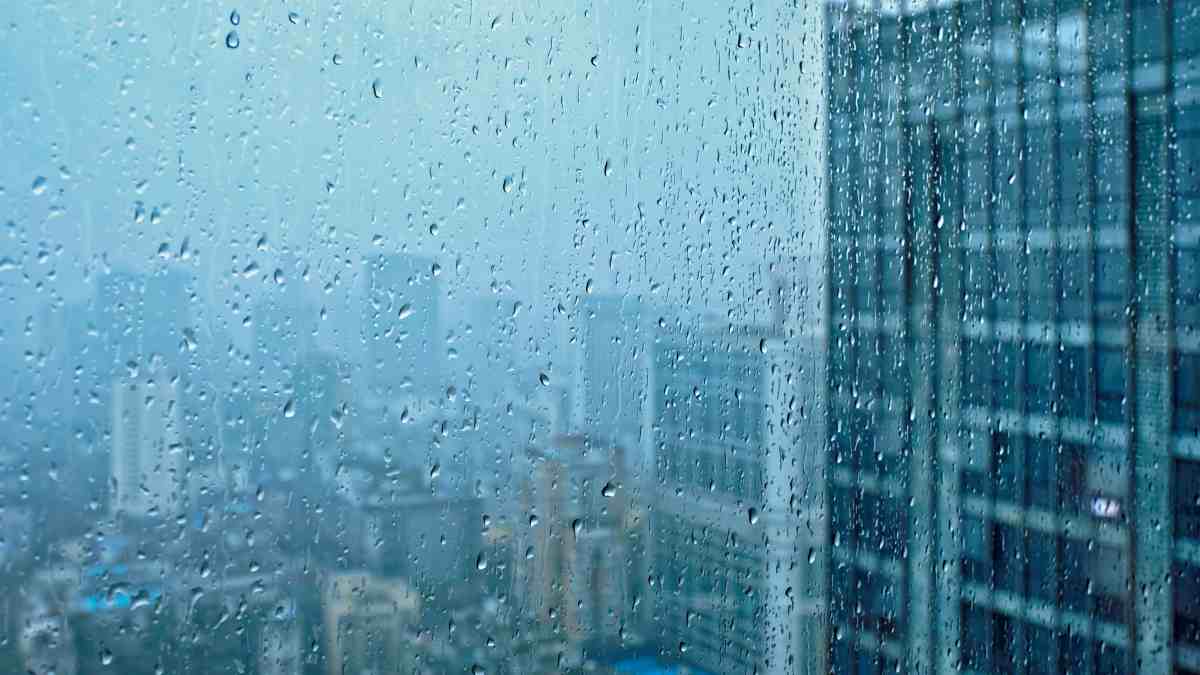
[0,0,1197,673]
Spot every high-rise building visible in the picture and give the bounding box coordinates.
[96,268,192,372]
[251,256,318,379]
[110,364,186,518]
[825,0,1196,672]
[514,434,634,645]
[462,294,517,405]
[363,254,441,397]
[573,295,650,452]
[649,322,826,675]
[292,350,355,486]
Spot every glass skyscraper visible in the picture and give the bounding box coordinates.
[826,0,1198,673]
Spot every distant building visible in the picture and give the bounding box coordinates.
[322,573,420,675]
[19,611,76,675]
[251,256,319,380]
[292,350,355,487]
[463,294,518,406]
[184,572,304,675]
[573,295,650,454]
[95,267,192,372]
[110,364,185,518]
[363,254,442,397]
[361,488,484,606]
[649,323,826,675]
[515,434,634,646]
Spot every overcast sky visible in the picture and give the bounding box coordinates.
[0,0,825,366]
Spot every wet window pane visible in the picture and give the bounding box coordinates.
[4,0,1198,674]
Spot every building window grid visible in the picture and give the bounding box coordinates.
[826,0,1189,671]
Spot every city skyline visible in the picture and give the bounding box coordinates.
[2,0,1197,673]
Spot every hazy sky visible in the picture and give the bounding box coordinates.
[0,0,825,364]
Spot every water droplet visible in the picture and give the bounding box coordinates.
[371,78,384,99]
[182,328,198,352]
[601,481,617,498]
[332,53,343,66]
[475,552,488,570]
[602,159,612,176]
[501,176,514,193]
[429,463,440,479]
[571,518,582,537]
[590,54,600,67]
[287,11,299,24]
[225,30,240,49]
[229,9,240,25]
[31,176,47,195]
[282,398,295,418]
[585,278,595,294]
[538,372,550,387]
[747,507,759,525]
[101,648,114,665]
[398,304,414,320]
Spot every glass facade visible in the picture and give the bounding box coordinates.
[827,0,1198,672]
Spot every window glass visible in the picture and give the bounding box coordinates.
[4,1,1194,674]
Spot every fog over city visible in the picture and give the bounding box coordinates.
[2,0,1198,674]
